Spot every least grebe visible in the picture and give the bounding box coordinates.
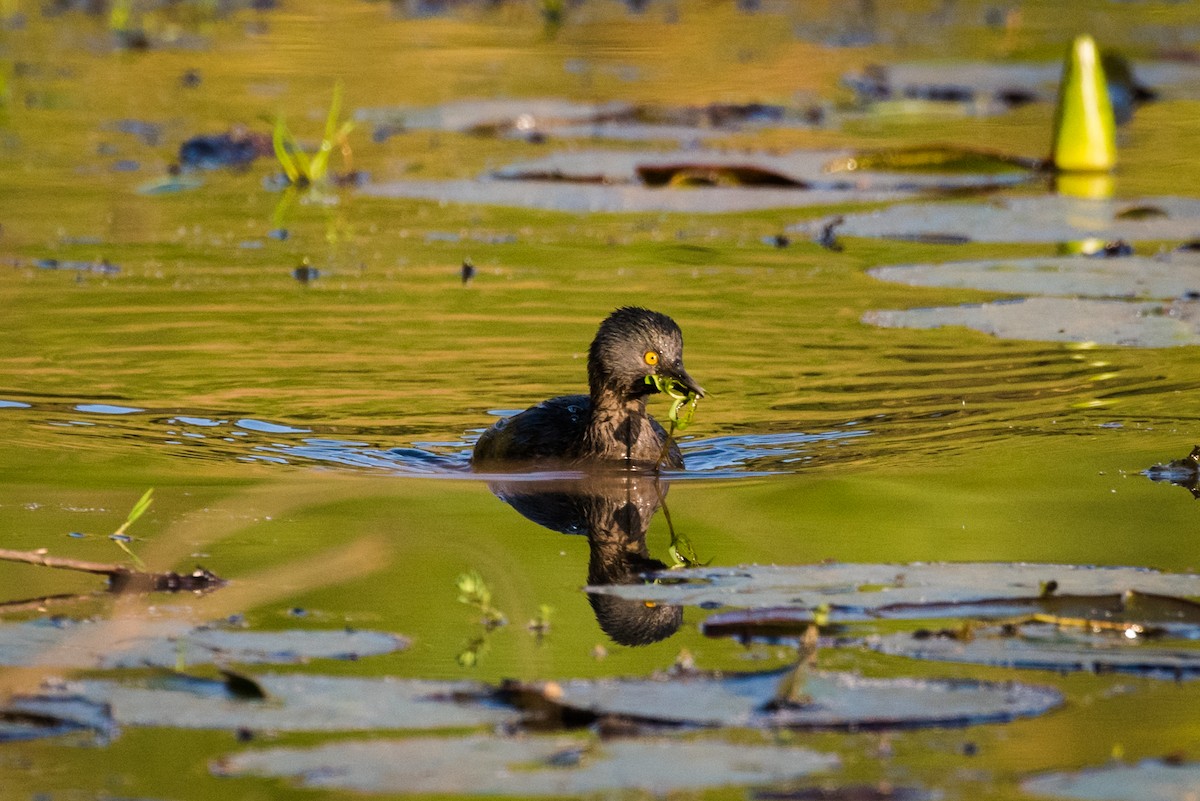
[472,307,703,469]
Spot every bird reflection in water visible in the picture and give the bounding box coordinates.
[485,471,689,646]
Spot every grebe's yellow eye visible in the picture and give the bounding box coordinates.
[644,350,659,366]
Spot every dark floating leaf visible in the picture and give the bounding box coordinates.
[1144,446,1200,498]
[506,667,1062,730]
[0,619,408,669]
[870,622,1200,679]
[1115,204,1168,220]
[1022,759,1200,801]
[59,674,516,731]
[213,734,839,794]
[178,129,272,170]
[636,163,806,188]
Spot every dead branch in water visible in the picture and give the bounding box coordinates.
[0,548,225,594]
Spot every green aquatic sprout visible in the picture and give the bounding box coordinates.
[109,488,153,569]
[272,81,356,188]
[455,569,507,629]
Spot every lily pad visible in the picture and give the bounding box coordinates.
[1022,759,1200,801]
[38,674,517,732]
[836,196,1200,244]
[507,667,1061,729]
[357,99,818,143]
[212,734,839,794]
[493,149,1031,190]
[869,254,1200,300]
[703,590,1200,639]
[869,623,1200,679]
[363,148,1033,213]
[844,59,1200,119]
[0,619,407,668]
[863,295,1200,347]
[587,563,1200,615]
[1,695,116,743]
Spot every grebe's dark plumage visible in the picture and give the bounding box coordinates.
[472,307,703,469]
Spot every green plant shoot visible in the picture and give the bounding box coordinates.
[272,81,355,188]
[455,569,507,628]
[110,488,153,569]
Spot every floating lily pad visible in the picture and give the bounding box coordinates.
[213,734,838,794]
[870,623,1200,679]
[508,667,1061,729]
[864,295,1200,347]
[362,178,911,213]
[0,619,407,668]
[363,148,1033,213]
[37,674,516,732]
[1022,759,1200,801]
[356,99,818,143]
[588,563,1200,615]
[1,695,116,743]
[844,59,1200,117]
[869,254,1200,300]
[836,196,1200,244]
[493,149,1030,190]
[703,590,1200,639]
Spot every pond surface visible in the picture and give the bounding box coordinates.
[3,2,1200,800]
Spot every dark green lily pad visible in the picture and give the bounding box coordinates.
[53,674,517,731]
[587,563,1200,614]
[869,254,1200,300]
[509,667,1060,729]
[870,623,1200,679]
[864,296,1200,347]
[0,619,407,668]
[837,196,1200,243]
[1022,759,1200,801]
[213,735,839,794]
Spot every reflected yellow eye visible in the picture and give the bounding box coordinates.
[644,350,659,366]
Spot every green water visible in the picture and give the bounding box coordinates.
[3,2,1200,799]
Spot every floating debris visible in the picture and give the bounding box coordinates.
[213,735,839,794]
[178,128,271,170]
[1,694,116,744]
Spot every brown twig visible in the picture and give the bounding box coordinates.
[0,548,225,594]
